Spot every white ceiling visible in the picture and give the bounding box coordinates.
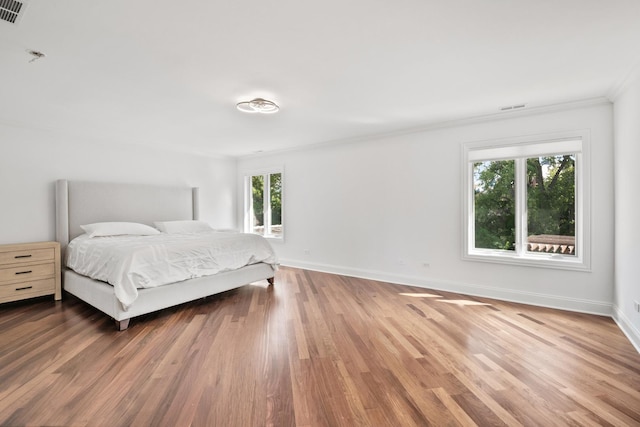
[1,0,640,157]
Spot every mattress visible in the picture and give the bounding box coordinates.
[66,231,278,309]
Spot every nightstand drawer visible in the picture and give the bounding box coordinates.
[0,263,55,283]
[0,278,56,303]
[0,248,55,266]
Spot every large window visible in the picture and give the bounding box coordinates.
[244,171,283,239]
[463,132,589,270]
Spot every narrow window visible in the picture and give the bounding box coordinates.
[245,171,283,239]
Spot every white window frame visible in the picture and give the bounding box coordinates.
[462,131,590,271]
[243,168,284,240]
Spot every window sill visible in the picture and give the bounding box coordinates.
[464,251,590,272]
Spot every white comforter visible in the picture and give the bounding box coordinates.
[66,231,278,310]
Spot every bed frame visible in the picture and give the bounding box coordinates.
[55,180,275,330]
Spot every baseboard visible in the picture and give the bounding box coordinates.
[612,306,640,353]
[280,259,613,317]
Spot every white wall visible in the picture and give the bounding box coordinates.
[0,124,237,245]
[239,101,615,315]
[613,74,640,351]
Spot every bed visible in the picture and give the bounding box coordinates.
[55,179,277,330]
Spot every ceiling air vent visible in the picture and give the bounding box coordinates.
[500,104,526,112]
[0,0,27,24]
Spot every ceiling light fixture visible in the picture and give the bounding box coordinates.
[236,98,279,114]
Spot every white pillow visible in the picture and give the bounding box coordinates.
[154,220,213,234]
[80,222,160,238]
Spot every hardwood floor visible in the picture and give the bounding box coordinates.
[1,266,639,426]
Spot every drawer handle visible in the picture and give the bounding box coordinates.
[15,286,33,291]
[15,270,33,275]
[14,254,32,259]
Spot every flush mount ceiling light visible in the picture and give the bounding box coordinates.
[236,98,279,114]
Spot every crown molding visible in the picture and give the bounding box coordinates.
[607,60,640,102]
[0,117,233,161]
[241,97,611,159]
[0,96,612,162]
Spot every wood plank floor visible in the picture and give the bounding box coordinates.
[1,266,639,427]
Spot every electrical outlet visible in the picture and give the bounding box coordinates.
[634,300,640,313]
[422,262,430,268]
[303,249,310,255]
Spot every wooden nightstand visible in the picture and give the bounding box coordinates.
[0,241,61,304]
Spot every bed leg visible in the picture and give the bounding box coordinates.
[267,277,275,286]
[116,319,130,331]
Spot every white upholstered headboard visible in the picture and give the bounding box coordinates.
[55,180,199,262]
